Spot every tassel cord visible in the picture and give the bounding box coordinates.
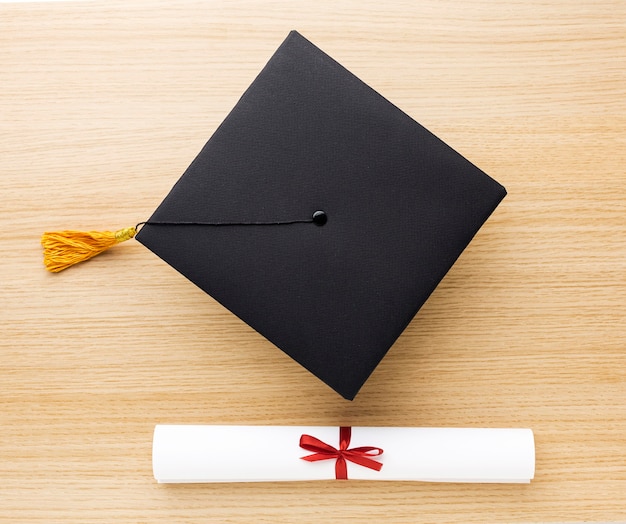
[42,212,322,272]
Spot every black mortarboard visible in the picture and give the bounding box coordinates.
[131,31,506,399]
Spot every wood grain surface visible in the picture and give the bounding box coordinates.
[1,0,625,522]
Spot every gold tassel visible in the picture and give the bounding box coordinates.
[41,226,136,272]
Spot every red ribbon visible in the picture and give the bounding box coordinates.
[299,426,384,480]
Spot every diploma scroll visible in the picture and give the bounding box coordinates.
[152,425,535,483]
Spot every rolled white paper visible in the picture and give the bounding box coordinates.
[153,425,535,483]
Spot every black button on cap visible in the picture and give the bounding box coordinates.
[312,210,327,226]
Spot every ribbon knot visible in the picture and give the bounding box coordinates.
[299,427,383,479]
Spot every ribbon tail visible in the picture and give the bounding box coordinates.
[345,453,384,472]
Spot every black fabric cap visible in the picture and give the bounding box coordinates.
[136,31,506,400]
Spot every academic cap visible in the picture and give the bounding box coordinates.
[46,31,506,400]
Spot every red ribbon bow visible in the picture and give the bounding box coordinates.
[299,426,384,480]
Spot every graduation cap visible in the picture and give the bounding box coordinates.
[42,31,506,400]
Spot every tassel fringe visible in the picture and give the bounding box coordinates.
[41,226,136,272]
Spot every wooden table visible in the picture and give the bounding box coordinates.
[2,1,625,521]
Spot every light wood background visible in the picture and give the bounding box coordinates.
[1,0,625,522]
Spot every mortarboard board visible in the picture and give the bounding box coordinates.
[43,31,506,400]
